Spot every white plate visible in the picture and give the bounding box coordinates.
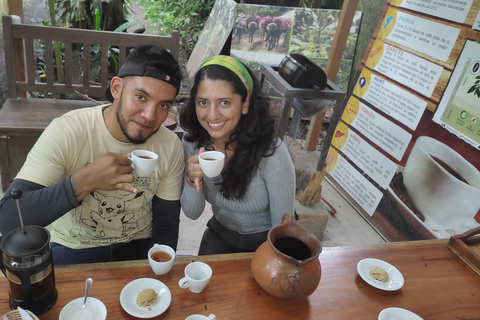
[357,258,404,291]
[378,307,423,320]
[120,278,171,318]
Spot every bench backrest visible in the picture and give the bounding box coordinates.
[2,15,180,100]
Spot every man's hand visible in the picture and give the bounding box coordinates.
[71,152,137,202]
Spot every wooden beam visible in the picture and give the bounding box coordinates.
[7,0,22,17]
[7,0,26,98]
[305,0,359,151]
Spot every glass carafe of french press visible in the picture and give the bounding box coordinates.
[0,189,57,314]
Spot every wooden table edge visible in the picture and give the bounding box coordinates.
[54,239,450,273]
[54,252,255,273]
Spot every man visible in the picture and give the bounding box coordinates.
[0,45,184,264]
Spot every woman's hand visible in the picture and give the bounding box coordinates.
[187,147,206,192]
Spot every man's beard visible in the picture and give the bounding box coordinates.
[116,95,159,144]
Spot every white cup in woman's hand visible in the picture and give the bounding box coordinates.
[199,151,225,178]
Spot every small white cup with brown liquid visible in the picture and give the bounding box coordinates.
[130,150,158,177]
[148,244,175,275]
[199,151,225,178]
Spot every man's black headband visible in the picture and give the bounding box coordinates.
[105,62,180,102]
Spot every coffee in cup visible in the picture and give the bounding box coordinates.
[148,244,175,275]
[130,150,158,177]
[198,151,225,178]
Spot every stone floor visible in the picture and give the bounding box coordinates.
[176,178,386,256]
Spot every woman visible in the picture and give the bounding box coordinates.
[179,55,295,255]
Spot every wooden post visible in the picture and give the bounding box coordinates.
[304,0,359,151]
[7,0,22,17]
[7,0,26,98]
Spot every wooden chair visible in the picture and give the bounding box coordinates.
[0,15,181,191]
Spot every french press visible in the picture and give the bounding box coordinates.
[0,189,57,314]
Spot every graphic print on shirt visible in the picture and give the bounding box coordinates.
[72,175,155,243]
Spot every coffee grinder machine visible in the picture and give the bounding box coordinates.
[0,189,57,314]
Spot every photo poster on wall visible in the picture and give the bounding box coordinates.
[186,0,362,93]
[325,0,480,242]
[230,4,362,93]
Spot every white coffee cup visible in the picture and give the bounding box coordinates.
[148,244,175,275]
[185,314,216,320]
[130,150,158,177]
[178,261,212,293]
[199,151,225,178]
[403,136,480,230]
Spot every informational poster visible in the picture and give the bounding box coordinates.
[475,9,480,30]
[390,0,473,24]
[326,0,480,241]
[433,40,480,148]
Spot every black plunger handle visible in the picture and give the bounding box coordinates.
[10,188,25,232]
[10,188,23,199]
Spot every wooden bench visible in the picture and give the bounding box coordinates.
[0,15,181,192]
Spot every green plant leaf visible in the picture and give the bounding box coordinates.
[94,9,101,30]
[114,21,139,32]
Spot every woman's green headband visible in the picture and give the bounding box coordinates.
[199,55,253,94]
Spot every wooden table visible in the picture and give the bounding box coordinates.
[1,239,479,319]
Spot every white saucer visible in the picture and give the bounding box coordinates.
[357,258,404,291]
[120,278,171,318]
[378,307,423,320]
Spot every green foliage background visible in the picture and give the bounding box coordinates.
[134,0,387,91]
[349,0,388,90]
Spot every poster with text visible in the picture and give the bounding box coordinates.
[326,0,480,241]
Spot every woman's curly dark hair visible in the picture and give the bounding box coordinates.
[179,62,278,200]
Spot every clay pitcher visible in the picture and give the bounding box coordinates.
[251,213,322,299]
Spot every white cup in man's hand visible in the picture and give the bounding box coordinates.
[199,151,225,178]
[130,150,158,177]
